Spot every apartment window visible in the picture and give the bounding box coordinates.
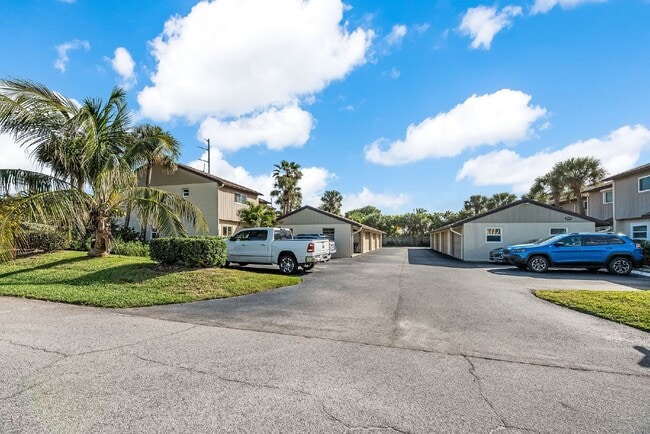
[602,190,613,204]
[222,226,233,237]
[234,193,247,204]
[181,188,190,198]
[322,228,335,241]
[486,228,502,243]
[632,225,648,240]
[639,176,650,192]
[550,227,567,235]
[582,200,588,213]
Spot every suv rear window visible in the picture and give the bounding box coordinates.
[582,235,608,246]
[606,235,626,245]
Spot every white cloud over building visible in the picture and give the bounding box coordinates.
[456,124,650,192]
[365,89,546,166]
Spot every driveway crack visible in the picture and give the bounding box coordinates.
[390,251,408,345]
[134,353,311,397]
[321,404,408,433]
[465,356,541,434]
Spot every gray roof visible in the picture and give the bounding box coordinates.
[278,205,385,234]
[603,163,650,181]
[431,198,607,233]
[176,163,263,196]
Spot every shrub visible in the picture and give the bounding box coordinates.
[21,227,68,252]
[111,224,141,242]
[111,239,150,257]
[150,237,227,268]
[635,239,650,266]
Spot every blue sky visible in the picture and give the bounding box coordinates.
[2,0,649,214]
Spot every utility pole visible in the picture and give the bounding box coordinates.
[198,138,211,174]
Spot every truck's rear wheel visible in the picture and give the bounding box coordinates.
[278,254,298,274]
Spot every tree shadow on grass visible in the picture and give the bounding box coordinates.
[0,255,92,279]
[64,263,173,285]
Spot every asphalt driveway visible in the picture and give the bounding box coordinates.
[2,248,649,433]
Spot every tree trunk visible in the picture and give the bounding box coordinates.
[574,186,584,214]
[88,217,111,257]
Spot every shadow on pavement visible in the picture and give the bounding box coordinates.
[488,267,650,290]
[633,346,650,368]
[406,248,485,269]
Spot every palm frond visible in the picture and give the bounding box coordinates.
[0,169,71,195]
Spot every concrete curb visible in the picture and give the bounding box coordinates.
[632,269,650,278]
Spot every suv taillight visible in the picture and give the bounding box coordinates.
[307,242,314,253]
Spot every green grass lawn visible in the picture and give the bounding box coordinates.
[534,290,650,332]
[0,250,301,308]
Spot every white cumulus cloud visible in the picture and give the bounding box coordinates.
[365,89,546,166]
[300,167,338,207]
[54,39,90,72]
[385,24,407,46]
[137,0,373,122]
[198,106,313,152]
[342,187,410,213]
[456,124,650,192]
[459,5,522,50]
[0,134,42,172]
[531,0,606,15]
[110,47,136,90]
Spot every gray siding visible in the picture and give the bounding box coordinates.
[472,202,592,224]
[586,189,613,221]
[462,221,595,262]
[613,169,650,220]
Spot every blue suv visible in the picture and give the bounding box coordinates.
[503,233,644,275]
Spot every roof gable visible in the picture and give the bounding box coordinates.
[278,205,384,233]
[432,199,606,232]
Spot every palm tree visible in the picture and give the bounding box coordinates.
[319,190,343,215]
[271,160,302,215]
[238,201,276,227]
[0,79,207,260]
[486,192,517,210]
[528,172,565,206]
[124,124,181,235]
[555,157,606,215]
[463,195,489,216]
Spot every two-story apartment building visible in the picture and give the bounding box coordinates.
[603,163,650,240]
[137,163,265,238]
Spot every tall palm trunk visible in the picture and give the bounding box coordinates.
[89,215,111,257]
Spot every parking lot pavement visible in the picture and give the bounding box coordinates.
[2,247,649,433]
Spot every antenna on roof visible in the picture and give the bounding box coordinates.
[198,138,211,174]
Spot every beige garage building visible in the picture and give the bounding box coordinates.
[430,199,605,262]
[278,206,384,258]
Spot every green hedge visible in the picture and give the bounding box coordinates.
[150,237,227,268]
[22,228,68,252]
[111,240,150,257]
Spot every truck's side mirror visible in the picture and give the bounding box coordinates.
[229,236,237,241]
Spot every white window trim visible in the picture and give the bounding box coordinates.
[602,189,613,204]
[550,227,568,235]
[631,223,648,240]
[234,193,248,205]
[485,227,502,243]
[181,188,190,198]
[639,175,650,193]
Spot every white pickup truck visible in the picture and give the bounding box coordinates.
[225,227,330,274]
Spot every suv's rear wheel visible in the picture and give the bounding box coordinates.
[527,255,549,273]
[607,257,632,275]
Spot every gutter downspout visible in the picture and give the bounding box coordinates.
[216,181,224,235]
[449,226,463,260]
